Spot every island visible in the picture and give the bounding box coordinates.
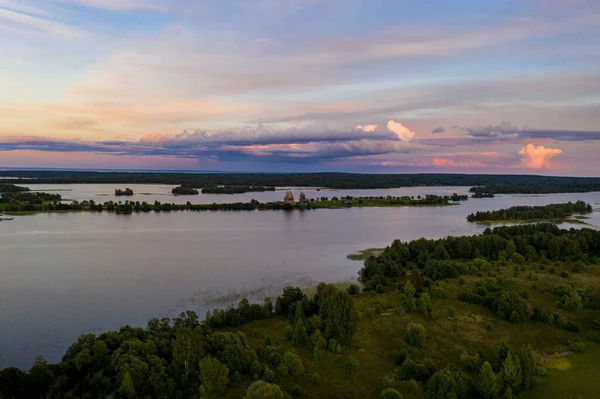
[0,190,465,214]
[2,222,600,398]
[201,186,276,194]
[114,188,134,196]
[467,201,593,223]
[171,186,199,195]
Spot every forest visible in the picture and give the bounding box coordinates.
[201,186,276,194]
[466,201,593,223]
[3,171,600,193]
[0,191,62,205]
[2,223,600,398]
[171,186,199,195]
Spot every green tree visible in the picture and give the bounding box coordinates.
[199,356,229,398]
[293,318,308,347]
[458,237,472,258]
[426,368,467,399]
[278,352,304,377]
[479,361,498,399]
[244,381,284,399]
[517,345,535,390]
[172,326,204,384]
[500,351,522,392]
[318,287,358,346]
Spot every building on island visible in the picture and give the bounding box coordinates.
[298,191,307,204]
[284,189,295,204]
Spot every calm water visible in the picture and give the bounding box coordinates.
[1,185,600,369]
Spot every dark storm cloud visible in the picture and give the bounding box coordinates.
[431,126,445,134]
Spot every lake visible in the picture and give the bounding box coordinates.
[1,185,600,369]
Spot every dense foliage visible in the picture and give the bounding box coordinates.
[4,171,600,192]
[0,284,356,399]
[171,186,199,195]
[201,186,276,194]
[467,201,592,222]
[359,223,600,288]
[0,191,62,205]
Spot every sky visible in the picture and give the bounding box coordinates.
[0,0,599,174]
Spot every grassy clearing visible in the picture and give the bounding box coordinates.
[217,260,600,398]
[523,345,600,399]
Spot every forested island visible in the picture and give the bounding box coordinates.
[466,201,593,223]
[3,171,600,193]
[114,188,134,196]
[171,186,199,195]
[0,194,462,214]
[201,186,276,194]
[2,223,600,398]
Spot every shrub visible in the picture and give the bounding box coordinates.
[390,348,409,366]
[344,356,359,374]
[380,388,403,399]
[404,323,426,347]
[244,381,284,399]
[376,284,385,294]
[459,278,466,286]
[486,322,493,331]
[265,336,272,346]
[328,338,342,354]
[311,372,322,387]
[520,290,530,299]
[263,367,275,382]
[251,360,264,378]
[347,284,360,295]
[448,307,456,318]
[560,271,569,278]
[283,325,294,340]
[278,352,304,377]
[497,291,524,323]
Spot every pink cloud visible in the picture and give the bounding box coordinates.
[431,158,486,168]
[356,124,378,132]
[518,143,563,168]
[387,120,416,142]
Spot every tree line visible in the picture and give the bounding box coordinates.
[201,186,276,194]
[4,171,600,192]
[466,201,593,222]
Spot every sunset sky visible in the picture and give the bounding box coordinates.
[1,0,599,174]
